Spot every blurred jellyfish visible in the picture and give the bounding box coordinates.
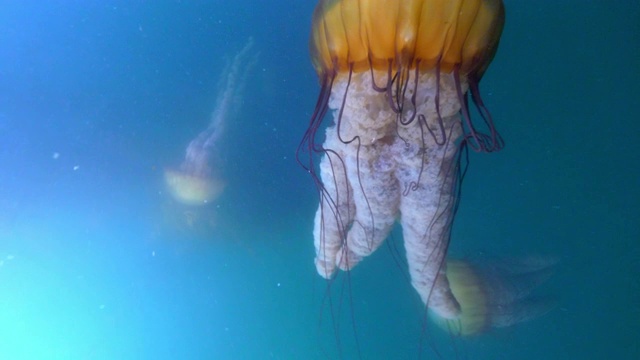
[165,38,257,206]
[432,256,557,335]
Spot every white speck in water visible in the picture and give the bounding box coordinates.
[52,152,60,159]
[73,165,80,171]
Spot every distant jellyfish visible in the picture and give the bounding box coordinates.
[299,0,552,335]
[164,167,226,207]
[165,38,256,206]
[432,257,557,336]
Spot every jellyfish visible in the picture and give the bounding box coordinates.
[298,0,552,336]
[165,38,256,206]
[433,256,557,335]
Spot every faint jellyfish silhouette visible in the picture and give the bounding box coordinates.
[165,38,257,206]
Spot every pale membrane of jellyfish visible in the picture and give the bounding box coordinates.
[164,170,225,206]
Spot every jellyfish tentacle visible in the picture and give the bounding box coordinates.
[469,81,505,152]
[369,58,392,92]
[314,140,354,279]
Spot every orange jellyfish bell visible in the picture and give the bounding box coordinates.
[300,0,550,339]
[310,0,505,80]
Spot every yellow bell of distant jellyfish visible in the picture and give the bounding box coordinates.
[299,0,551,337]
[164,169,225,206]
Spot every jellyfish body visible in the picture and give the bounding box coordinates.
[164,124,227,205]
[432,257,557,336]
[299,0,548,335]
[164,163,226,206]
[165,38,256,206]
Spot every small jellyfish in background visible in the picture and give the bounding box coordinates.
[165,38,257,206]
[435,256,557,335]
[299,0,554,337]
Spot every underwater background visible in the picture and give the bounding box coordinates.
[0,1,638,359]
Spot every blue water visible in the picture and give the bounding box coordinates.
[0,1,638,359]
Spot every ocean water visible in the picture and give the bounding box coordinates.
[0,1,637,359]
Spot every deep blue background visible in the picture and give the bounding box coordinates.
[0,1,638,359]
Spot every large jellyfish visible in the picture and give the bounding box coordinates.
[165,38,256,206]
[299,0,553,336]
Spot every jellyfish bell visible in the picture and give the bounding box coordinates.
[430,257,557,336]
[164,168,225,206]
[299,0,550,339]
[309,0,505,85]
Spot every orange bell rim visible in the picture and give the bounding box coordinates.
[310,0,505,80]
